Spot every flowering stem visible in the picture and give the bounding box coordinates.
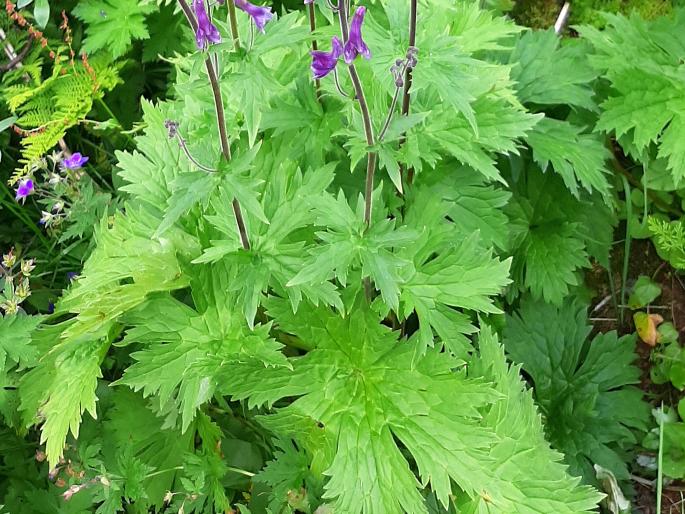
[377,60,411,143]
[332,67,351,98]
[400,0,417,184]
[177,0,251,250]
[338,0,376,226]
[227,0,242,49]
[307,2,322,99]
[177,136,217,173]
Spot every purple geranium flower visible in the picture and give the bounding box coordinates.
[311,37,343,79]
[344,6,371,64]
[62,152,89,170]
[15,178,34,202]
[193,0,221,49]
[234,0,273,33]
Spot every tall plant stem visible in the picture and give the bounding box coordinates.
[338,0,376,226]
[401,0,417,185]
[227,0,241,49]
[178,0,251,250]
[307,2,322,99]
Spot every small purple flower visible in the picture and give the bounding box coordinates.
[311,37,343,79]
[344,6,371,64]
[234,0,273,33]
[47,302,55,314]
[62,152,89,170]
[304,0,313,4]
[193,0,221,49]
[67,272,78,282]
[15,178,34,202]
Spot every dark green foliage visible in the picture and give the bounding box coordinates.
[503,299,650,483]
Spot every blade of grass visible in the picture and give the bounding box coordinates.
[620,175,632,325]
[657,402,664,514]
[0,181,52,250]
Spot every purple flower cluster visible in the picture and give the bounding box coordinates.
[235,0,273,32]
[192,0,273,47]
[193,0,221,49]
[15,178,34,202]
[62,152,89,170]
[310,6,371,79]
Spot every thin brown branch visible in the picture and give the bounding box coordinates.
[338,0,376,226]
[178,0,251,250]
[307,2,321,99]
[400,0,417,185]
[0,37,32,72]
[227,0,241,50]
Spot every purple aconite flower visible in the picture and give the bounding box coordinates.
[193,0,221,49]
[62,152,89,170]
[344,6,371,64]
[311,37,343,79]
[234,0,273,33]
[15,178,34,202]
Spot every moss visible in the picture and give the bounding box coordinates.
[513,0,674,29]
[512,0,560,28]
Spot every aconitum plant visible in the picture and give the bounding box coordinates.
[17,1,609,512]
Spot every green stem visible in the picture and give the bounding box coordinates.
[620,175,632,326]
[227,0,241,50]
[657,402,664,514]
[145,466,184,479]
[307,2,321,100]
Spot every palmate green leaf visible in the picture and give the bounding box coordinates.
[100,389,194,509]
[595,68,685,183]
[195,162,341,324]
[0,314,40,372]
[418,168,512,251]
[117,295,289,431]
[142,2,194,62]
[461,325,603,513]
[254,440,314,513]
[73,0,155,58]
[507,167,615,304]
[288,190,417,312]
[398,184,511,355]
[503,298,650,483]
[221,303,497,513]
[509,30,597,109]
[155,172,220,237]
[527,117,611,197]
[424,98,540,183]
[261,78,341,170]
[579,10,685,184]
[57,207,193,341]
[221,303,599,513]
[116,100,189,213]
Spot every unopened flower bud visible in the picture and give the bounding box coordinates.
[164,120,179,139]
